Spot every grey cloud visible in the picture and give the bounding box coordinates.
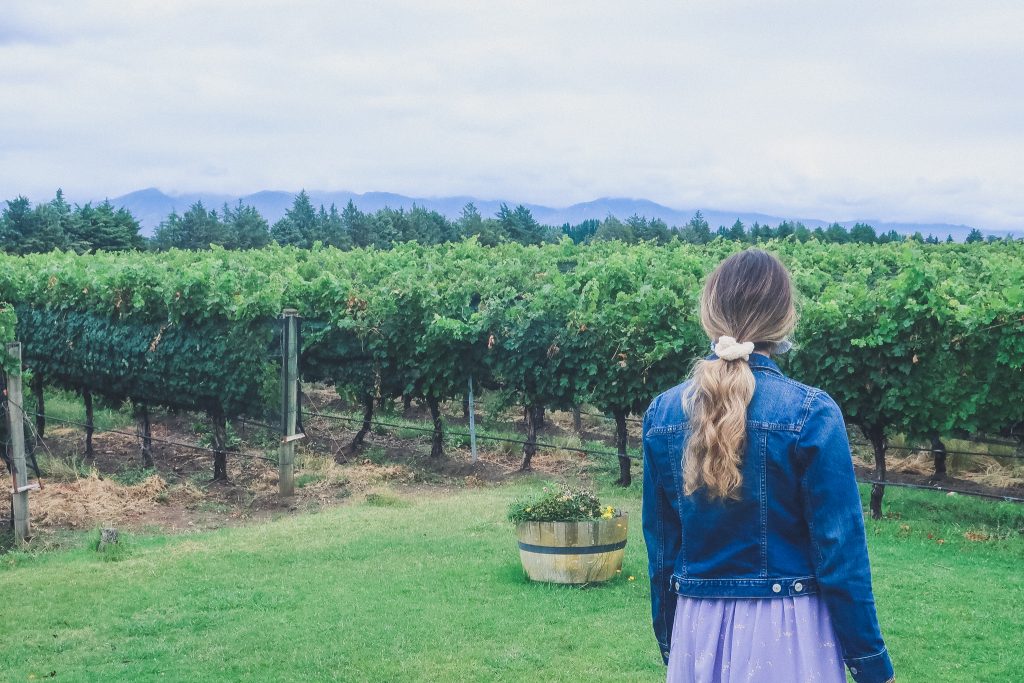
[0,0,1022,229]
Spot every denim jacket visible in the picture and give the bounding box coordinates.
[641,352,894,683]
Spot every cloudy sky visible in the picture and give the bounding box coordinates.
[2,1,1022,229]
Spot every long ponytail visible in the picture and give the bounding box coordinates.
[681,249,796,500]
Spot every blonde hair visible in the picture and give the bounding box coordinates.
[681,249,797,500]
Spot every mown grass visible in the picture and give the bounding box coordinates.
[1,479,1022,682]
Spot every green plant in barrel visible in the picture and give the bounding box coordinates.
[509,484,628,584]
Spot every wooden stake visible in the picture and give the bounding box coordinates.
[31,372,44,439]
[211,412,228,482]
[136,403,153,468]
[279,309,300,497]
[467,376,477,463]
[6,342,30,544]
[83,388,94,459]
[613,408,631,487]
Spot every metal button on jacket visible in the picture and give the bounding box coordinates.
[794,582,804,592]
[772,583,781,593]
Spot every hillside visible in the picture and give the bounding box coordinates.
[98,188,989,240]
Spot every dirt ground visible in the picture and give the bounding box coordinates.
[7,394,626,546]
[4,389,1021,548]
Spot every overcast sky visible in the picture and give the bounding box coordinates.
[2,1,1022,229]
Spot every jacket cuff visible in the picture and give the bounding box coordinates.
[658,642,670,665]
[845,647,894,683]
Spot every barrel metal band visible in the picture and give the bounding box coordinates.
[517,540,626,555]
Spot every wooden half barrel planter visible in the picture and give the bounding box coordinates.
[516,514,628,584]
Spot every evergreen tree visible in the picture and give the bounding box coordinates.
[727,219,746,242]
[270,216,305,247]
[965,228,984,243]
[29,191,73,252]
[342,200,372,248]
[0,194,70,253]
[849,222,876,244]
[496,204,545,245]
[271,190,317,247]
[316,203,350,249]
[563,218,600,244]
[151,211,184,250]
[593,215,635,242]
[627,215,671,243]
[151,201,226,250]
[825,222,850,243]
[371,207,407,248]
[680,210,712,244]
[775,221,795,240]
[222,201,271,249]
[69,200,144,252]
[407,205,453,244]
[1,196,37,252]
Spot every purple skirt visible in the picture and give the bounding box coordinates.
[666,594,846,683]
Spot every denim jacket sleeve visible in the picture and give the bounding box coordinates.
[641,406,681,665]
[798,390,895,683]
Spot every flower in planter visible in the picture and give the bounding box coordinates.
[508,484,617,524]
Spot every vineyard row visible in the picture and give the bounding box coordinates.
[0,238,1021,515]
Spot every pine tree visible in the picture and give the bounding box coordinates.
[223,201,270,249]
[342,200,372,248]
[69,200,143,252]
[497,204,545,245]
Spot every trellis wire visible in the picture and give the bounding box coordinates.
[303,408,639,460]
[856,478,1024,504]
[20,409,279,464]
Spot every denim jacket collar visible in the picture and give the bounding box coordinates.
[704,351,784,378]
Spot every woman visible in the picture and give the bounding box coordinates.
[641,249,895,683]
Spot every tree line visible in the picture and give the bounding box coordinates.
[0,189,1011,254]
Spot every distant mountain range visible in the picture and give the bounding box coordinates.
[97,188,1000,241]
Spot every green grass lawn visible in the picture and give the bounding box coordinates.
[2,481,1023,682]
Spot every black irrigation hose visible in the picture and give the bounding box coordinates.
[24,411,279,464]
[857,478,1024,504]
[304,409,639,460]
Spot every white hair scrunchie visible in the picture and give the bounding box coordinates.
[714,335,755,362]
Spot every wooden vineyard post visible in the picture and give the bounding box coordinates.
[279,309,302,498]
[467,376,478,463]
[612,408,631,487]
[31,372,44,439]
[83,388,95,459]
[930,435,947,483]
[5,342,31,544]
